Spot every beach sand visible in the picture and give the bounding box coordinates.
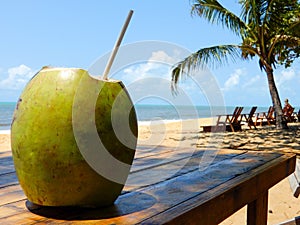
[2,118,300,224]
[0,133,10,153]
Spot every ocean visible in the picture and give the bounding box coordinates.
[0,102,16,131]
[0,102,269,131]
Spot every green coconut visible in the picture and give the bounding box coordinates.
[11,67,137,207]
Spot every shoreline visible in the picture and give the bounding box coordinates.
[138,117,215,126]
[0,117,215,132]
[0,129,11,134]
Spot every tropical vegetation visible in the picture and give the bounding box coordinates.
[172,0,300,129]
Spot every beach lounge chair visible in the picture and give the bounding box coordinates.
[216,106,244,132]
[255,106,275,126]
[202,106,243,132]
[285,107,297,123]
[240,106,257,129]
[290,108,300,122]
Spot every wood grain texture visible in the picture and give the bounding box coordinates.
[247,191,268,225]
[0,146,296,225]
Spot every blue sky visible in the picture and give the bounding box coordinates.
[0,0,300,107]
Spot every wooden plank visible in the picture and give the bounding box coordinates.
[131,147,241,173]
[0,151,241,222]
[125,149,245,192]
[141,153,295,225]
[0,191,153,224]
[0,150,295,225]
[0,203,55,225]
[0,150,12,159]
[0,185,26,206]
[0,155,14,175]
[130,146,201,173]
[0,172,18,188]
[14,151,283,224]
[0,150,245,224]
[133,146,178,159]
[0,200,28,220]
[133,148,236,172]
[247,191,268,225]
[0,149,243,224]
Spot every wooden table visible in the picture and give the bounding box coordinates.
[0,146,295,225]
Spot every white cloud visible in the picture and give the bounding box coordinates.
[242,74,261,88]
[148,50,178,64]
[223,68,244,91]
[0,64,35,90]
[276,69,295,87]
[113,50,225,106]
[121,62,168,83]
[119,50,178,83]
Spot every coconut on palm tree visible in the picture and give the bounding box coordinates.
[172,0,300,129]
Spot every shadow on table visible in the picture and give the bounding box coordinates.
[26,191,156,221]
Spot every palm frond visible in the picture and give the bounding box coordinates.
[171,45,241,90]
[263,0,300,36]
[239,0,268,25]
[172,0,300,92]
[191,0,247,37]
[270,35,300,52]
[286,13,300,37]
[271,35,300,67]
[290,22,300,37]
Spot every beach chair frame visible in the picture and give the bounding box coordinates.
[215,106,244,132]
[285,107,297,123]
[255,106,275,126]
[201,106,244,132]
[240,106,257,129]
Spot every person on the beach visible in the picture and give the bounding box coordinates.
[283,98,293,116]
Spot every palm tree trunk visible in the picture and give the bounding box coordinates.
[265,68,288,129]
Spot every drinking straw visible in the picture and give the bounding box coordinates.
[102,10,134,80]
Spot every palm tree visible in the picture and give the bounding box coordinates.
[172,0,300,129]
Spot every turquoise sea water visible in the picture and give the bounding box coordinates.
[135,105,270,125]
[0,102,16,130]
[0,102,269,130]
